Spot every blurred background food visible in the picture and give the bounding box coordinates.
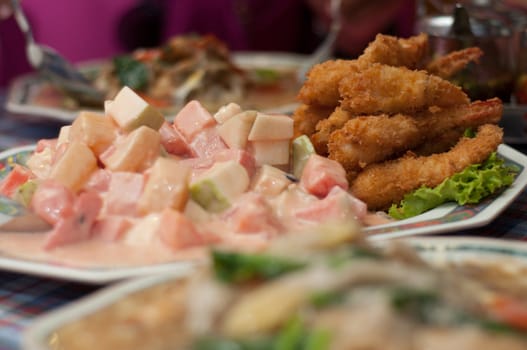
[417,0,527,104]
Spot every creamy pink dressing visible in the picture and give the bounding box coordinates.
[0,233,207,268]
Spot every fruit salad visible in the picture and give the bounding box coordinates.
[0,86,376,266]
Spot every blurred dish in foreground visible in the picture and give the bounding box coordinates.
[23,230,527,350]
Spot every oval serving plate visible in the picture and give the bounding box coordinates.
[0,143,526,283]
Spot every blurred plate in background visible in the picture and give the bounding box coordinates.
[5,52,305,123]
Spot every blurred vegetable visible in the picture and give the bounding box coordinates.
[193,317,330,350]
[212,250,306,284]
[112,55,149,91]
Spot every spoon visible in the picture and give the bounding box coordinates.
[297,0,342,82]
[10,0,105,106]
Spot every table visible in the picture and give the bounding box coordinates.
[1,94,527,350]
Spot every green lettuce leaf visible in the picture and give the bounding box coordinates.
[388,152,518,219]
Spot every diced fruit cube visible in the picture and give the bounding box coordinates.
[213,149,256,178]
[220,192,280,235]
[173,100,216,141]
[83,169,111,192]
[43,191,102,250]
[13,179,38,207]
[248,113,294,141]
[300,154,348,197]
[123,213,161,245]
[217,110,257,149]
[101,126,161,172]
[26,146,54,179]
[57,125,71,147]
[295,187,366,223]
[30,180,75,225]
[292,135,315,178]
[189,127,228,158]
[214,102,243,124]
[158,121,190,156]
[105,172,144,216]
[189,160,250,213]
[249,139,290,166]
[183,199,212,223]
[106,86,164,131]
[158,208,204,250]
[92,216,133,242]
[69,111,117,155]
[49,141,98,192]
[0,165,33,198]
[251,165,293,196]
[138,157,190,214]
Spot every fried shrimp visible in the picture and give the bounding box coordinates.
[339,64,470,115]
[310,107,355,155]
[292,104,334,139]
[426,47,484,79]
[350,124,503,210]
[297,59,360,107]
[357,33,429,69]
[330,98,502,180]
[328,114,419,176]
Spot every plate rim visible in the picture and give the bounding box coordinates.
[22,235,527,350]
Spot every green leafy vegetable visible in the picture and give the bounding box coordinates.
[250,68,281,84]
[113,55,149,91]
[193,336,274,350]
[327,245,382,268]
[390,288,440,322]
[212,250,306,284]
[193,318,331,350]
[310,290,346,309]
[389,152,518,219]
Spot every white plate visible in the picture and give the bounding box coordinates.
[22,236,527,350]
[5,52,305,123]
[0,144,526,283]
[365,143,527,240]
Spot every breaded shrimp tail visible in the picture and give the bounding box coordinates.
[426,47,483,79]
[292,104,334,138]
[297,59,360,108]
[357,33,429,69]
[328,113,420,175]
[328,98,502,176]
[339,64,470,115]
[311,107,355,155]
[350,124,503,211]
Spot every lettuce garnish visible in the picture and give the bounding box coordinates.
[388,152,518,219]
